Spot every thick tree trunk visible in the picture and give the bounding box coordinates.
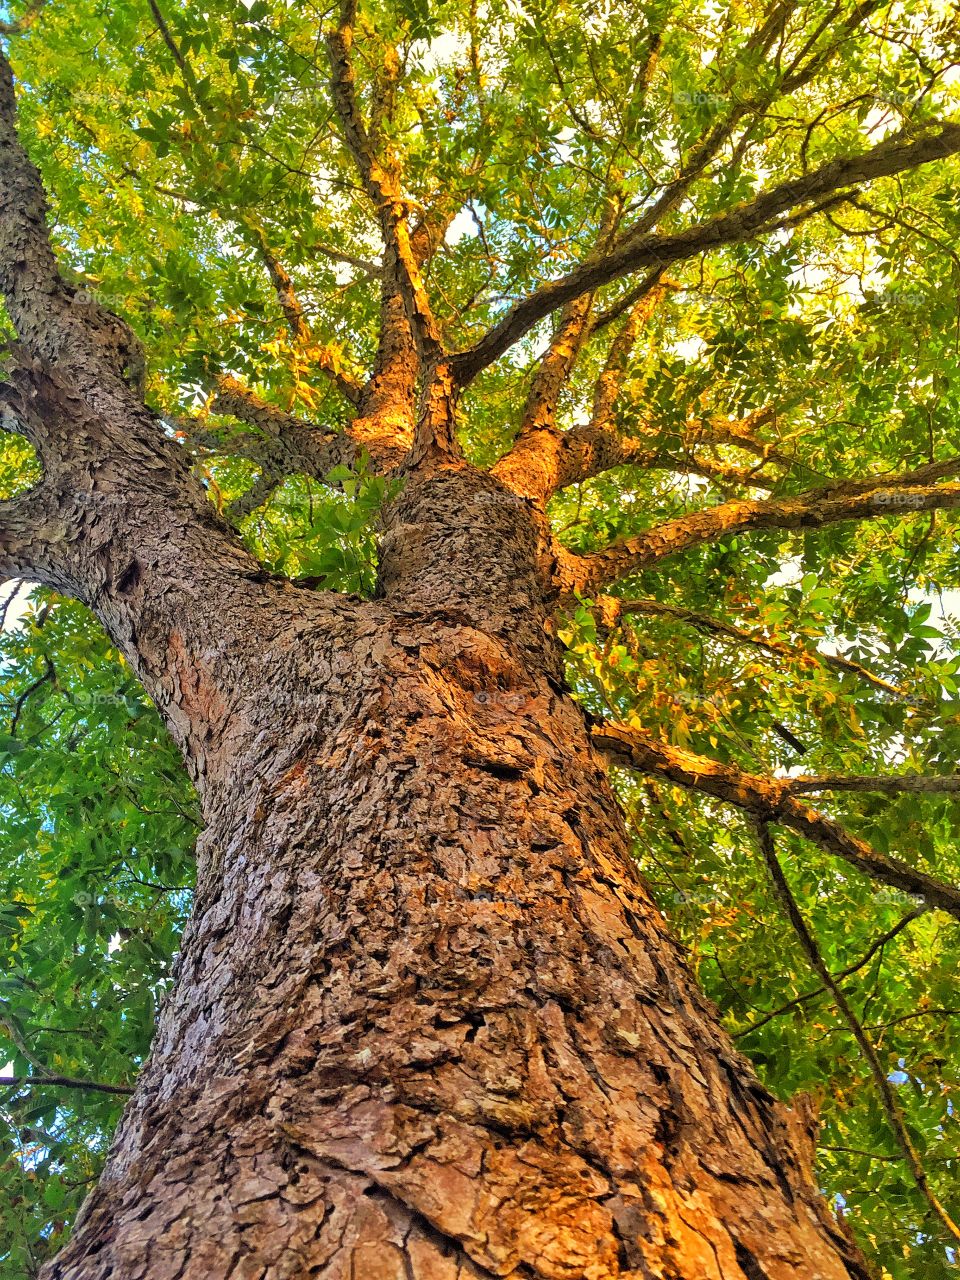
[0,39,938,1275]
[32,460,872,1280]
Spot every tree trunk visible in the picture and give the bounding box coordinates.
[35,462,871,1280]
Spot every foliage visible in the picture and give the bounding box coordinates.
[1,0,960,1273]
[0,593,197,1277]
[236,465,401,592]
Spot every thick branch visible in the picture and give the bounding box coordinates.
[356,286,418,436]
[325,12,443,367]
[210,378,355,469]
[687,407,785,462]
[252,229,311,346]
[349,208,456,443]
[593,721,960,920]
[408,359,461,466]
[0,52,72,335]
[0,381,71,585]
[565,458,960,592]
[325,11,464,467]
[589,288,664,431]
[620,0,885,250]
[488,199,628,502]
[221,470,282,520]
[555,402,792,496]
[199,375,406,515]
[452,122,960,384]
[554,319,782,495]
[409,201,460,268]
[493,282,677,502]
[489,295,595,502]
[590,269,674,333]
[0,53,145,397]
[523,296,596,433]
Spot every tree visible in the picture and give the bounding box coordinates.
[1,0,960,1273]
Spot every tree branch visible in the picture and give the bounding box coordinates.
[0,0,48,36]
[540,300,784,496]
[194,375,406,515]
[313,241,381,280]
[756,821,960,1244]
[147,0,196,92]
[243,222,362,406]
[0,1006,134,1097]
[325,7,464,465]
[0,1073,134,1096]
[619,0,886,250]
[590,269,675,334]
[210,375,406,472]
[0,578,23,629]
[355,285,419,439]
[686,407,785,462]
[734,906,927,1040]
[564,457,960,593]
[0,52,145,397]
[787,774,960,794]
[325,6,442,367]
[347,209,457,447]
[559,404,794,494]
[452,122,960,384]
[0,378,71,584]
[608,597,912,701]
[488,294,600,501]
[492,276,677,502]
[8,656,54,734]
[221,470,281,520]
[592,721,960,920]
[588,286,665,431]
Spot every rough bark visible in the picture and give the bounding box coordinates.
[203,375,408,518]
[18,441,871,1279]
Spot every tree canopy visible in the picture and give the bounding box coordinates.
[2,0,960,1274]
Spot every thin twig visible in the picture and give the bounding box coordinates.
[756,821,960,1244]
[0,1074,134,1096]
[735,906,926,1039]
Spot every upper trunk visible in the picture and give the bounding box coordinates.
[36,464,870,1280]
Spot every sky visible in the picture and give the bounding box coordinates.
[0,580,34,633]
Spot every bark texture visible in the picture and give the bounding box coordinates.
[27,458,870,1280]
